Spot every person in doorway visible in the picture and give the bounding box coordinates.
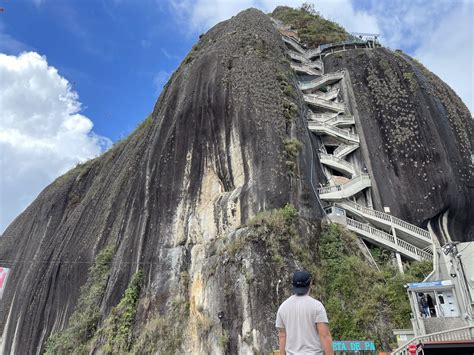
[426,294,436,317]
[276,271,334,355]
[418,293,430,318]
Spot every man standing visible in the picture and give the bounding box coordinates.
[276,271,334,355]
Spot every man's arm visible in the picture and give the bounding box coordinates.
[278,328,286,355]
[316,322,334,355]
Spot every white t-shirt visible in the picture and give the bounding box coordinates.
[275,295,329,355]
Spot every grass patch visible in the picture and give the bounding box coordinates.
[131,296,189,354]
[402,72,419,93]
[283,139,303,177]
[317,224,433,349]
[135,113,153,132]
[218,330,230,348]
[283,100,298,123]
[45,245,116,354]
[97,270,144,353]
[272,5,348,47]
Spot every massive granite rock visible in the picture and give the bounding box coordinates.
[0,7,472,355]
[325,48,473,243]
[0,9,325,354]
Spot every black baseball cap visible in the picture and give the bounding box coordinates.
[292,270,311,295]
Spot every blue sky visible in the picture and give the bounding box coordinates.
[1,0,199,141]
[0,0,472,233]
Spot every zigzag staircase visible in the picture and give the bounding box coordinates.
[274,23,434,267]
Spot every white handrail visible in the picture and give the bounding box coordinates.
[334,144,359,157]
[320,153,354,171]
[324,115,354,126]
[282,35,306,54]
[308,112,338,121]
[308,122,360,142]
[302,71,344,86]
[304,95,345,111]
[340,201,431,240]
[305,47,321,59]
[318,174,370,194]
[310,88,340,101]
[291,63,320,75]
[346,218,432,260]
[288,50,308,63]
[392,326,474,354]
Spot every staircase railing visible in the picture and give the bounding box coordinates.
[334,143,359,157]
[320,153,354,171]
[305,47,321,59]
[304,95,345,112]
[308,113,338,121]
[324,115,354,126]
[288,50,308,63]
[339,201,431,241]
[318,174,370,195]
[312,88,340,101]
[299,71,344,91]
[282,35,306,54]
[346,218,432,260]
[291,63,320,75]
[308,122,360,142]
[392,326,474,355]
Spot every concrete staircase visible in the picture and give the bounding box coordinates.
[345,218,432,261]
[287,50,308,63]
[299,72,345,92]
[318,174,371,200]
[336,200,432,247]
[278,23,434,270]
[304,94,345,112]
[291,62,321,76]
[307,121,359,144]
[333,143,359,158]
[319,153,355,177]
[282,35,306,54]
[310,87,339,101]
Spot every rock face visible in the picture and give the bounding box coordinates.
[325,49,473,242]
[0,9,324,354]
[0,7,472,355]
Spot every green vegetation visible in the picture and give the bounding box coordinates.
[317,224,432,349]
[67,191,82,207]
[283,139,303,177]
[247,204,299,270]
[283,100,298,123]
[248,203,299,229]
[45,245,116,354]
[402,72,419,93]
[272,4,348,47]
[98,270,144,353]
[277,70,299,124]
[135,113,153,132]
[131,296,189,354]
[218,330,230,348]
[246,207,431,349]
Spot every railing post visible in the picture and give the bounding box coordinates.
[391,222,405,273]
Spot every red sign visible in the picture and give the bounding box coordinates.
[0,267,10,299]
[408,343,417,354]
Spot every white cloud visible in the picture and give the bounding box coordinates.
[167,0,471,111]
[0,52,111,233]
[308,0,380,34]
[363,0,473,113]
[413,2,473,113]
[169,0,380,35]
